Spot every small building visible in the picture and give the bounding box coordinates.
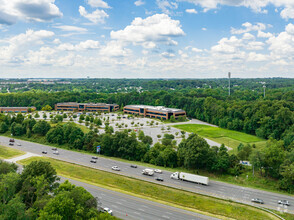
[55,102,119,112]
[0,107,36,113]
[123,105,186,120]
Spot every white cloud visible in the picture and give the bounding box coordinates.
[202,27,207,31]
[231,22,267,34]
[156,0,178,14]
[57,40,100,51]
[185,8,197,14]
[211,36,242,54]
[192,47,203,52]
[0,0,62,25]
[53,38,61,44]
[87,0,110,8]
[54,25,87,32]
[135,0,145,6]
[242,33,255,40]
[79,6,109,24]
[161,51,175,58]
[247,52,268,62]
[0,29,54,63]
[180,0,294,20]
[257,30,273,38]
[100,41,132,57]
[110,14,184,49]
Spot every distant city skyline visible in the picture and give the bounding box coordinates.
[1,0,294,78]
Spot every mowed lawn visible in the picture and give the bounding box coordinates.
[19,157,279,220]
[0,145,25,159]
[173,124,267,152]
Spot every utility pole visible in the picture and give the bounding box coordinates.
[228,72,231,96]
[263,85,266,98]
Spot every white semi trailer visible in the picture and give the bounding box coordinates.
[170,172,209,185]
[142,169,154,176]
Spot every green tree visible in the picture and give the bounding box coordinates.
[32,120,51,136]
[41,105,53,111]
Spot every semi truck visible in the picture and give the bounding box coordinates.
[142,168,154,176]
[170,172,209,185]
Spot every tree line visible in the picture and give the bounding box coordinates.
[0,160,115,219]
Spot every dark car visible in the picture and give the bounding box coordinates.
[9,139,15,142]
[155,177,164,182]
[92,156,98,160]
[130,164,137,168]
[52,147,57,151]
[9,142,14,146]
[42,151,47,154]
[278,200,290,206]
[251,198,264,204]
[90,159,97,163]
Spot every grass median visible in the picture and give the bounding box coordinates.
[19,156,281,220]
[0,145,25,159]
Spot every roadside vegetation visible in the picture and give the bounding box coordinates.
[173,124,267,153]
[0,160,116,219]
[19,157,283,220]
[0,145,24,159]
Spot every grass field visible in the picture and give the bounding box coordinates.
[19,157,282,220]
[173,124,267,152]
[50,122,90,133]
[0,145,25,159]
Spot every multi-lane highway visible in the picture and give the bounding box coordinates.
[59,177,219,220]
[1,136,293,215]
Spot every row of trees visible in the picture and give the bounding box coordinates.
[0,160,114,219]
[0,89,292,143]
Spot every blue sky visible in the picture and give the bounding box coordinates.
[0,0,294,78]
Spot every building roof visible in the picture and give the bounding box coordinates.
[56,102,118,106]
[124,105,185,113]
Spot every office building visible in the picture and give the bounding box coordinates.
[55,102,119,112]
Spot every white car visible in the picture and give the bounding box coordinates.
[16,143,21,146]
[53,150,59,155]
[103,207,113,215]
[154,169,162,173]
[111,166,120,171]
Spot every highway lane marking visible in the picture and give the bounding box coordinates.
[71,180,217,220]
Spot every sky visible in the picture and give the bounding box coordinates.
[1,0,294,78]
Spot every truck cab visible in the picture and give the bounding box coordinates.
[170,172,179,179]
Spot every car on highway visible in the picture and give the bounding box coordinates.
[9,139,15,142]
[9,142,14,146]
[278,200,290,206]
[53,150,59,155]
[130,164,137,168]
[103,207,113,215]
[90,159,97,163]
[52,147,57,151]
[92,156,98,159]
[154,169,162,173]
[112,166,120,171]
[251,198,264,204]
[155,177,164,181]
[16,143,21,146]
[42,151,47,154]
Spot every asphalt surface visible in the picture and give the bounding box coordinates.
[1,136,293,215]
[59,177,219,220]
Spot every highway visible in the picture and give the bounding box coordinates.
[1,136,293,215]
[59,177,219,220]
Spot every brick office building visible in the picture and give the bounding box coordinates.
[55,102,119,112]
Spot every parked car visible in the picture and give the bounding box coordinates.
[9,139,15,142]
[16,143,21,146]
[154,169,162,173]
[112,166,120,171]
[251,198,264,204]
[42,151,47,154]
[103,207,113,215]
[52,147,57,151]
[9,142,14,146]
[92,156,98,159]
[155,177,164,181]
[130,164,137,168]
[90,159,97,163]
[278,200,290,206]
[53,151,59,155]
